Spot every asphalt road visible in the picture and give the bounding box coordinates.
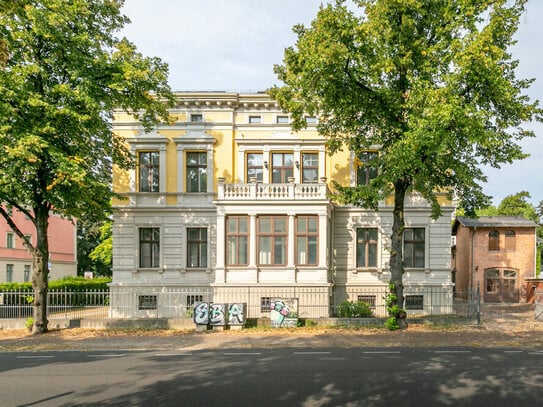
[2,347,543,407]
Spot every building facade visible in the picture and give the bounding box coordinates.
[111,92,455,318]
[452,216,537,303]
[0,208,77,283]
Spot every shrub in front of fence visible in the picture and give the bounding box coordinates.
[336,300,373,318]
[0,276,111,292]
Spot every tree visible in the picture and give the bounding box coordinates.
[0,0,174,334]
[89,221,113,273]
[496,191,538,222]
[77,219,112,278]
[270,0,542,329]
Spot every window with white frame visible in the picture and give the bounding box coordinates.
[186,152,207,192]
[301,153,318,183]
[404,228,425,268]
[356,228,378,268]
[139,227,160,268]
[190,113,203,122]
[6,264,13,283]
[6,232,14,249]
[24,265,31,282]
[276,115,289,124]
[249,115,261,124]
[246,153,263,182]
[296,216,318,265]
[138,151,160,192]
[187,227,207,268]
[227,216,249,266]
[258,216,287,265]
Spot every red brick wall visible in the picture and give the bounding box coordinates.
[454,225,536,302]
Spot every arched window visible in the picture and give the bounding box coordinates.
[488,230,500,251]
[505,230,516,251]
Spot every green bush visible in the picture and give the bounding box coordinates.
[0,276,111,292]
[336,300,373,318]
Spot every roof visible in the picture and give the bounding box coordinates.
[452,216,538,235]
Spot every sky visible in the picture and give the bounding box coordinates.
[120,0,542,207]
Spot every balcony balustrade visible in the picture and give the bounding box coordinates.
[217,178,329,201]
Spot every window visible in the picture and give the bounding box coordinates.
[301,153,318,183]
[24,265,31,282]
[271,153,294,184]
[258,216,287,265]
[276,115,289,124]
[489,230,500,251]
[502,269,517,292]
[356,151,378,185]
[186,152,207,192]
[505,230,516,251]
[246,153,263,182]
[227,216,249,266]
[138,151,159,192]
[356,228,378,268]
[6,264,13,283]
[261,297,272,312]
[138,295,157,310]
[357,295,376,308]
[25,234,32,246]
[249,115,261,124]
[305,116,317,124]
[404,228,425,268]
[187,227,207,268]
[190,113,203,122]
[187,295,203,308]
[296,216,318,265]
[487,268,519,294]
[405,295,424,310]
[6,232,14,249]
[139,227,160,268]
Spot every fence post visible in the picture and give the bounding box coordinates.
[477,284,481,324]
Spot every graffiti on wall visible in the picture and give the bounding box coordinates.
[193,302,246,327]
[270,298,298,327]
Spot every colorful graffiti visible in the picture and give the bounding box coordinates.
[193,302,246,327]
[270,298,298,327]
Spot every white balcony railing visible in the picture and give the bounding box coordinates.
[218,178,329,201]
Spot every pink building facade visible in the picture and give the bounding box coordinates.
[0,208,77,283]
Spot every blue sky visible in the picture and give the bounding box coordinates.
[120,0,542,207]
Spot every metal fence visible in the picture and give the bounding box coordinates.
[0,287,479,321]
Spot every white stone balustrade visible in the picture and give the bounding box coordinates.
[217,180,329,201]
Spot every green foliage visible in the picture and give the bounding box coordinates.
[496,191,539,222]
[78,219,112,277]
[25,318,34,331]
[271,0,541,219]
[271,0,541,327]
[0,0,173,332]
[384,284,406,331]
[0,276,111,292]
[336,300,373,318]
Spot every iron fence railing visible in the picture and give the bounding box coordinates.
[0,287,479,321]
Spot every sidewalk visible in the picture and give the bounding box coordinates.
[1,304,541,351]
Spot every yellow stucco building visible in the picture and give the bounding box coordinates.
[111,91,455,319]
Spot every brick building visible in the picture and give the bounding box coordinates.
[452,216,537,303]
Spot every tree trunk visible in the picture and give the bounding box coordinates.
[389,179,409,329]
[31,207,50,334]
